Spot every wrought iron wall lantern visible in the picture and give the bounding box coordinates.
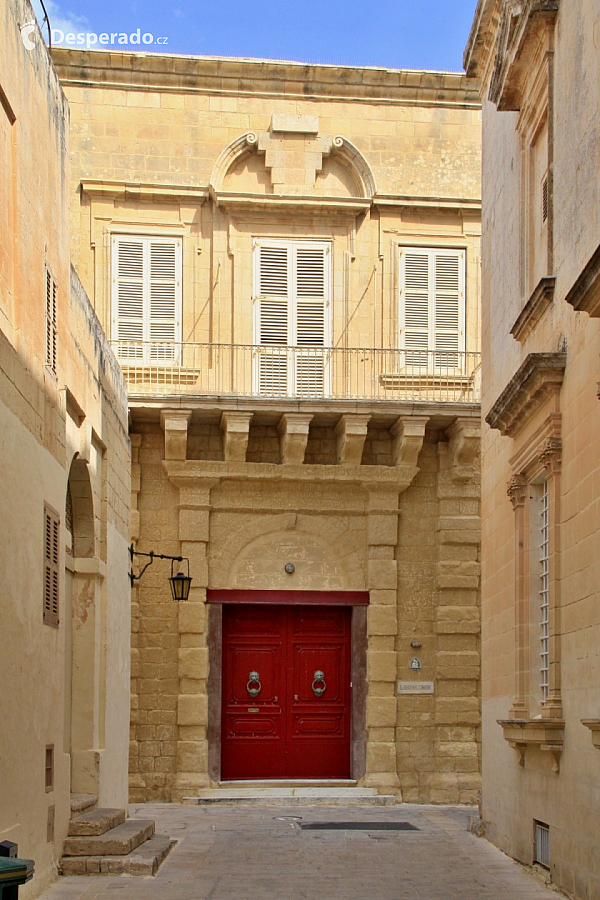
[129,545,192,602]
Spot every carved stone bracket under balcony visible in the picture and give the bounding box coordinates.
[221,411,253,462]
[486,353,566,438]
[581,719,600,750]
[446,416,481,481]
[335,414,370,465]
[160,409,193,460]
[498,718,565,772]
[390,415,429,467]
[278,413,313,464]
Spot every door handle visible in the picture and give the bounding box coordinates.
[247,671,262,697]
[312,670,326,697]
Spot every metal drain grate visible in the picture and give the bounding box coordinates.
[300,822,418,831]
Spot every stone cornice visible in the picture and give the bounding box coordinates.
[489,0,559,111]
[510,277,555,342]
[463,0,499,79]
[51,49,481,109]
[163,458,419,494]
[564,241,600,318]
[81,179,208,203]
[485,352,565,437]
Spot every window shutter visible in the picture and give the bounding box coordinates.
[44,505,60,627]
[257,245,290,395]
[295,246,327,395]
[149,240,179,361]
[400,247,465,368]
[45,268,57,373]
[401,251,430,366]
[433,252,461,366]
[114,238,144,359]
[254,241,331,397]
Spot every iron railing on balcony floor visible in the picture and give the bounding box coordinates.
[111,342,481,404]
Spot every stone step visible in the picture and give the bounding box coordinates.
[68,808,126,836]
[59,834,176,876]
[223,779,358,788]
[62,819,155,857]
[70,794,98,817]
[183,787,395,806]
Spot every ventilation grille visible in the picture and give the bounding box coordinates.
[535,821,550,868]
[45,268,58,373]
[542,176,549,224]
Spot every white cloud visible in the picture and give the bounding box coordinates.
[30,0,88,40]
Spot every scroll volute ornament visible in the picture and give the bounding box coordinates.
[507,474,528,509]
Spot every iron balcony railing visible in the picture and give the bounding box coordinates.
[111,342,481,404]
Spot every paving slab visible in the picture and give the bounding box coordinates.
[37,802,564,900]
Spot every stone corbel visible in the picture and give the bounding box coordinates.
[160,409,193,461]
[221,412,253,462]
[581,720,600,750]
[446,417,481,481]
[277,413,313,464]
[390,415,429,467]
[335,414,370,466]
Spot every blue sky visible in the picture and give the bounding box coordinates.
[32,0,478,72]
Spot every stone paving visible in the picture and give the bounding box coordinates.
[38,803,562,900]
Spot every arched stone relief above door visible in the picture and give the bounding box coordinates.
[209,117,376,211]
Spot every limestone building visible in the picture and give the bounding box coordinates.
[465,1,600,896]
[51,46,483,804]
[0,2,131,895]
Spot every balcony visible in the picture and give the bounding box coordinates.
[111,342,481,405]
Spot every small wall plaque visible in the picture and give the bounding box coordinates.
[409,657,422,670]
[397,681,434,694]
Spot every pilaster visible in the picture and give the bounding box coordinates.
[363,483,401,795]
[507,475,529,719]
[432,436,481,803]
[170,476,218,800]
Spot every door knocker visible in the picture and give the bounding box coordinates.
[312,670,326,697]
[247,671,262,697]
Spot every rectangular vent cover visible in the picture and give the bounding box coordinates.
[301,822,418,831]
[535,821,550,868]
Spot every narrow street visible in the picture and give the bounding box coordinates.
[38,803,561,900]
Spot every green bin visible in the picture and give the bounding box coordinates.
[0,857,35,899]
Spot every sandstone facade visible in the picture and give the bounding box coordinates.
[0,4,131,896]
[52,47,483,804]
[465,2,600,897]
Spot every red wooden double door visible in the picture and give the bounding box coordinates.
[221,604,351,780]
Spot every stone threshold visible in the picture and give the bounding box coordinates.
[182,786,395,805]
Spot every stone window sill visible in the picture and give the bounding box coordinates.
[497,718,564,772]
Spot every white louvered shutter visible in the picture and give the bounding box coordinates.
[256,244,290,395]
[149,240,179,361]
[112,236,181,363]
[399,248,464,369]
[400,251,430,367]
[113,238,145,359]
[295,245,327,396]
[434,252,462,367]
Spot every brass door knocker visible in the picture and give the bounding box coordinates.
[312,670,326,696]
[247,671,262,697]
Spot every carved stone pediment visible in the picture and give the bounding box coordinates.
[489,0,559,110]
[209,128,376,212]
[485,352,565,437]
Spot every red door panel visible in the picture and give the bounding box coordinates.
[221,607,287,779]
[221,604,351,780]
